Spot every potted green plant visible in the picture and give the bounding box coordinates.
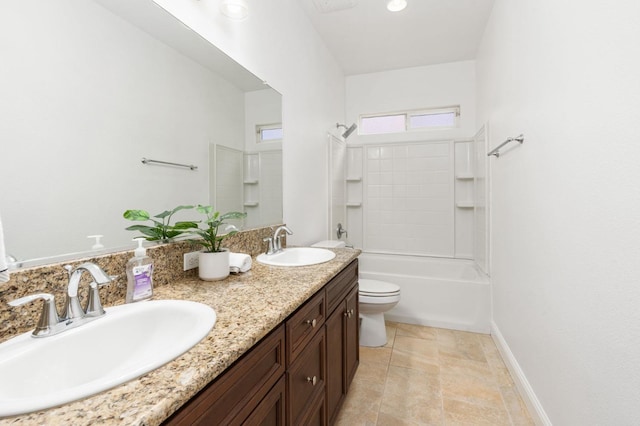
[189,205,247,281]
[123,205,198,242]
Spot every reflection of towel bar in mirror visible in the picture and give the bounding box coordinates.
[487,134,524,158]
[141,158,198,171]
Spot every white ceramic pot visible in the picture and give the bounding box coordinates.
[198,250,230,281]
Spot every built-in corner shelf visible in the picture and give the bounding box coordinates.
[346,202,362,208]
[455,174,474,180]
[346,177,362,182]
[243,202,259,207]
[456,202,474,208]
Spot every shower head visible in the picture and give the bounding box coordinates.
[336,122,357,139]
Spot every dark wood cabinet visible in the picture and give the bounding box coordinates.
[286,328,326,425]
[325,263,359,424]
[163,259,359,426]
[164,324,285,426]
[243,376,286,426]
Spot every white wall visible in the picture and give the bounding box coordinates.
[476,1,640,424]
[154,0,346,245]
[0,0,243,259]
[244,88,282,153]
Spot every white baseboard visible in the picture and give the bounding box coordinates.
[490,321,552,426]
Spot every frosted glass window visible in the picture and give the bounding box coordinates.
[360,106,459,135]
[360,114,406,135]
[256,124,282,143]
[409,111,456,129]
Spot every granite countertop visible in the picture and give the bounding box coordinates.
[1,248,360,426]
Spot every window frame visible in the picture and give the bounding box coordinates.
[359,106,460,136]
[255,123,283,144]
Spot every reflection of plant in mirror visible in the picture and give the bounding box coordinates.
[189,205,247,253]
[123,205,198,241]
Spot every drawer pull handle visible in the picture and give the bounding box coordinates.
[305,319,317,328]
[306,376,318,386]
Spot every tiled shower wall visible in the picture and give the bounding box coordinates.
[346,140,476,258]
[364,142,455,256]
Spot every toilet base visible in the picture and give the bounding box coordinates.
[359,312,388,347]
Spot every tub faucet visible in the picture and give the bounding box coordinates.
[273,226,293,253]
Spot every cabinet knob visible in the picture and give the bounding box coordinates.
[306,376,318,386]
[305,318,317,328]
[344,309,355,318]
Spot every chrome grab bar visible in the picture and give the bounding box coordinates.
[141,157,198,171]
[487,134,524,158]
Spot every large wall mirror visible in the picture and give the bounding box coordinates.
[0,0,282,267]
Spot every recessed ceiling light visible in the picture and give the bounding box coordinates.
[386,0,407,12]
[220,0,249,20]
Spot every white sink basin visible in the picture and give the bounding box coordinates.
[0,299,216,417]
[257,247,336,267]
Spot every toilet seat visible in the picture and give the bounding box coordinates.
[359,279,400,297]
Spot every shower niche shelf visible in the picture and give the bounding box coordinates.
[455,174,474,180]
[456,202,474,208]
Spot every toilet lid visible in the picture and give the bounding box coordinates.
[359,279,400,296]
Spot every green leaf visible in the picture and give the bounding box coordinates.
[196,205,213,216]
[220,211,247,221]
[154,210,172,219]
[124,225,163,240]
[171,205,194,214]
[173,221,199,229]
[123,210,150,221]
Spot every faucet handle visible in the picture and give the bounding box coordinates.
[8,293,60,337]
[263,237,275,255]
[84,275,116,317]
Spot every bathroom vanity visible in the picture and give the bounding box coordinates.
[0,245,360,425]
[164,259,359,425]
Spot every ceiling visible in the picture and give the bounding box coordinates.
[299,0,495,76]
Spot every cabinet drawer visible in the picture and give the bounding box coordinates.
[286,290,325,365]
[287,328,326,425]
[325,259,358,315]
[164,325,285,426]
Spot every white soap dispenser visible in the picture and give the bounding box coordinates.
[125,238,154,303]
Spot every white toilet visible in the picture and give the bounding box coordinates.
[312,240,401,347]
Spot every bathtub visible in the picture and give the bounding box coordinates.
[358,252,491,333]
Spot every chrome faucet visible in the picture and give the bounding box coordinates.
[263,225,293,255]
[273,225,293,252]
[63,263,113,319]
[8,262,115,337]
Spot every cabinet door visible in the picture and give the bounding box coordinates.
[344,285,359,390]
[325,305,345,424]
[243,376,286,426]
[287,329,326,425]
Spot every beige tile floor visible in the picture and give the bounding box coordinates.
[335,321,534,426]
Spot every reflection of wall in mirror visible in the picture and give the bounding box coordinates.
[212,146,282,230]
[0,1,280,264]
